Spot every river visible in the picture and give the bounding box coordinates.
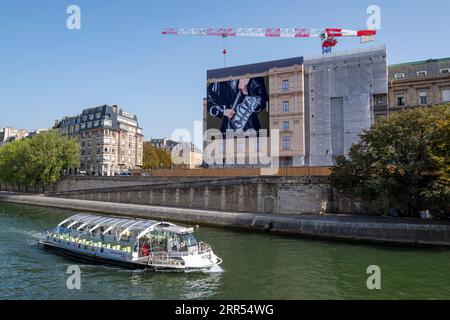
[0,202,449,300]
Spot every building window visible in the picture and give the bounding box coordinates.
[417,71,427,77]
[282,136,291,151]
[282,101,289,112]
[394,73,405,79]
[375,95,384,105]
[396,94,405,107]
[443,89,450,102]
[282,80,289,92]
[419,91,428,105]
[282,121,289,130]
[440,68,450,75]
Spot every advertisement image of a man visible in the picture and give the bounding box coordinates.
[207,77,268,135]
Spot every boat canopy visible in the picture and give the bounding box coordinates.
[58,213,194,236]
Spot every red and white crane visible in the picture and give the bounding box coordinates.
[162,27,377,62]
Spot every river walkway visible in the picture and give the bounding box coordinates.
[1,192,449,247]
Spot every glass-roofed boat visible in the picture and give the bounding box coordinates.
[38,213,222,270]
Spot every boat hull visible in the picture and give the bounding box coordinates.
[38,240,220,271]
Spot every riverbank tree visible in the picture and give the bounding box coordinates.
[0,131,79,191]
[331,104,450,217]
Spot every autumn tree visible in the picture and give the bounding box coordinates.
[142,142,172,169]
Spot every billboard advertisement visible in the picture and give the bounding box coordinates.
[206,77,269,135]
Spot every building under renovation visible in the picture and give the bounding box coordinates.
[304,46,388,165]
[204,45,388,166]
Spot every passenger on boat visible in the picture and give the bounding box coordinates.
[141,242,150,257]
[100,226,105,242]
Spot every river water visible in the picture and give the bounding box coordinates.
[0,202,449,300]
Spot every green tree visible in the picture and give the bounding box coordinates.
[0,139,31,189]
[142,142,172,169]
[27,131,80,186]
[331,104,450,216]
[0,131,79,190]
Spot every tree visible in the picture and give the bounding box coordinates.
[0,139,31,190]
[0,131,79,190]
[331,104,450,217]
[27,131,80,186]
[142,142,172,169]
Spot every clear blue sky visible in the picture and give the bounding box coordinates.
[1,0,449,140]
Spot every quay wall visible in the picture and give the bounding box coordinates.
[47,176,334,215]
[1,193,450,248]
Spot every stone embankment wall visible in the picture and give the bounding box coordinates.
[48,176,333,215]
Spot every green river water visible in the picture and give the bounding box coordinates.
[0,202,449,300]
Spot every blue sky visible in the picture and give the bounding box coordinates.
[1,0,449,140]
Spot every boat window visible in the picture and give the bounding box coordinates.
[180,233,198,248]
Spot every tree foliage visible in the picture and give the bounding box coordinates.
[142,142,172,169]
[331,105,450,216]
[0,131,79,189]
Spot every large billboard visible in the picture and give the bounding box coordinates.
[206,76,269,135]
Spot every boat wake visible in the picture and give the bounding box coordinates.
[8,228,43,245]
[201,265,224,273]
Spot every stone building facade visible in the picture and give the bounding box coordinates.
[374,57,450,118]
[57,105,143,176]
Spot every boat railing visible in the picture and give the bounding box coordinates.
[140,252,185,268]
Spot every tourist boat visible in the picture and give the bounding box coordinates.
[38,213,222,270]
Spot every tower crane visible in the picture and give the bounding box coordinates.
[162,27,377,65]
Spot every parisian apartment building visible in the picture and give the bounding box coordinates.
[373,57,450,117]
[57,104,144,176]
[204,45,388,167]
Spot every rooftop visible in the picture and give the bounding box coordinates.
[207,56,303,79]
[389,57,450,68]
